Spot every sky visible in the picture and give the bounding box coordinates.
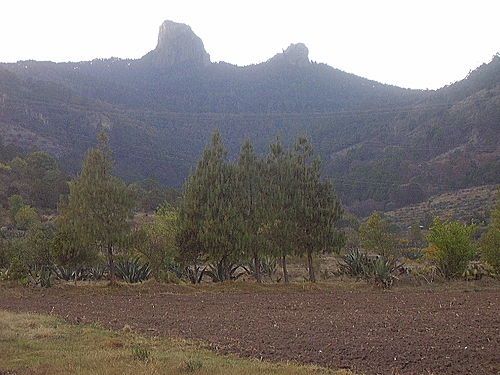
[0,0,499,89]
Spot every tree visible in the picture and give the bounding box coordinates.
[178,131,241,282]
[8,194,24,221]
[14,205,40,230]
[235,140,267,282]
[481,196,500,273]
[25,151,68,208]
[359,212,397,259]
[291,138,344,282]
[135,203,179,280]
[427,218,476,278]
[264,139,295,283]
[58,133,135,284]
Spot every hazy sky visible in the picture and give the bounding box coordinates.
[1,0,499,89]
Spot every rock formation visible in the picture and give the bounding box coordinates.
[143,20,210,68]
[269,43,310,67]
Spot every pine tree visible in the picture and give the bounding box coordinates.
[264,139,297,283]
[58,133,135,284]
[178,131,241,281]
[236,140,267,282]
[291,138,344,282]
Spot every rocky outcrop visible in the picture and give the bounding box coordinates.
[143,20,210,69]
[268,43,310,67]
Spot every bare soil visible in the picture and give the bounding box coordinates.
[1,283,499,375]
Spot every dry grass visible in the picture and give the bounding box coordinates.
[0,310,353,375]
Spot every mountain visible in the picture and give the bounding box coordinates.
[0,20,498,214]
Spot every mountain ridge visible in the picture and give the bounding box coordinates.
[0,20,498,215]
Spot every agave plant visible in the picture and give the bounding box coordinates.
[52,265,85,282]
[339,248,371,278]
[185,264,206,284]
[205,260,245,282]
[115,257,151,283]
[88,264,107,281]
[244,256,278,281]
[368,257,397,289]
[28,265,53,288]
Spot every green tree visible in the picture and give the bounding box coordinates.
[58,133,135,284]
[263,139,295,283]
[25,151,68,208]
[178,131,241,281]
[481,196,500,273]
[291,138,344,282]
[235,140,267,282]
[135,204,179,280]
[427,218,476,278]
[8,194,24,221]
[359,212,397,259]
[14,205,40,230]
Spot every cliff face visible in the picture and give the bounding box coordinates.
[142,20,210,68]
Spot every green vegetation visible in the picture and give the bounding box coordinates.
[426,218,476,278]
[481,195,500,272]
[178,133,343,283]
[0,310,346,375]
[58,133,136,284]
[1,50,498,213]
[359,212,397,259]
[0,132,498,289]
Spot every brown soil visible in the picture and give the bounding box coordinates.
[1,283,499,375]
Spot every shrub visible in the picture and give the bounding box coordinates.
[359,212,398,259]
[426,218,476,278]
[8,194,24,220]
[480,199,499,274]
[14,206,40,230]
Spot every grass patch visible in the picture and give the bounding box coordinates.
[0,310,351,375]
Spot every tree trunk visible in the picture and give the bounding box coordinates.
[281,255,289,284]
[254,253,262,283]
[307,250,316,282]
[108,244,115,285]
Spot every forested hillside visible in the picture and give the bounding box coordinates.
[0,20,498,213]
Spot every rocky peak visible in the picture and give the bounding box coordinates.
[145,20,210,68]
[270,43,310,67]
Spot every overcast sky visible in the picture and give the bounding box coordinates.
[1,0,499,89]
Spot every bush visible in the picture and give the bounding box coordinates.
[14,206,40,230]
[480,199,499,274]
[359,212,398,259]
[426,219,476,278]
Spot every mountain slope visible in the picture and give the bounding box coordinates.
[0,20,498,214]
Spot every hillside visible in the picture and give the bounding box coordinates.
[385,185,498,229]
[0,20,498,213]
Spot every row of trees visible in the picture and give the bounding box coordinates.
[1,131,498,286]
[178,133,344,282]
[27,132,343,284]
